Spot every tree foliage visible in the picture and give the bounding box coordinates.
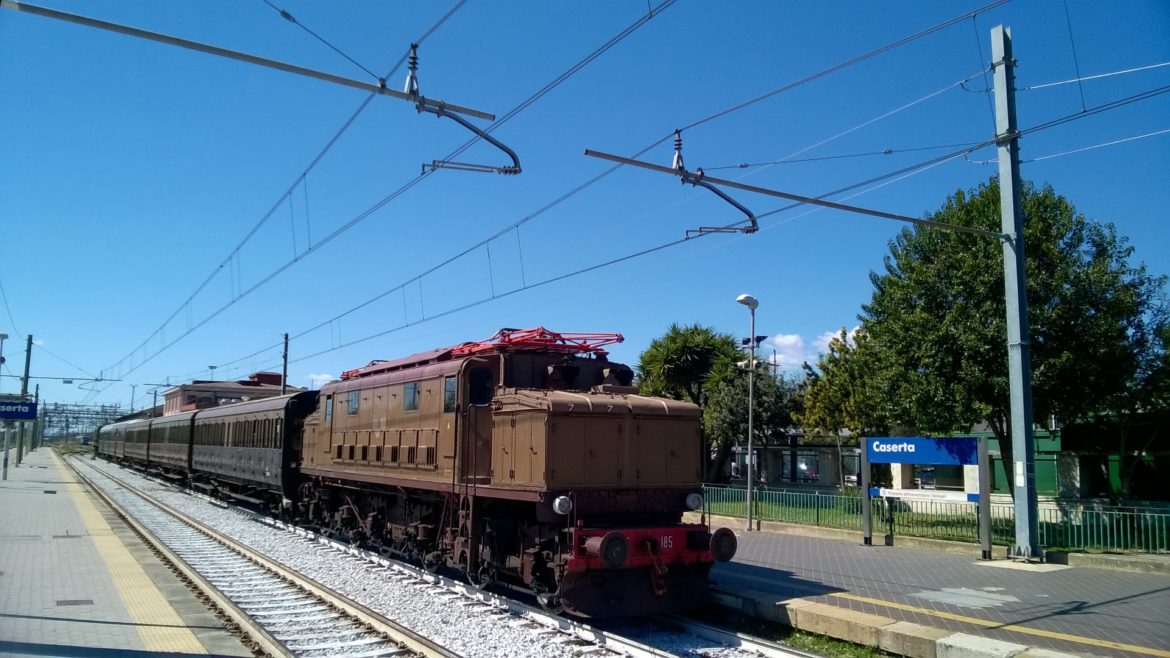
[800,328,884,439]
[860,178,1168,493]
[636,323,738,406]
[704,368,802,453]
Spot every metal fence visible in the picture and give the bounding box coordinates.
[703,485,1170,553]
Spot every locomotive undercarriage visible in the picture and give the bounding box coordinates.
[297,477,569,610]
[293,477,722,617]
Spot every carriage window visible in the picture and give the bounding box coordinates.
[404,382,420,412]
[325,395,333,422]
[347,391,359,415]
[275,421,282,449]
[443,376,457,412]
[469,368,494,406]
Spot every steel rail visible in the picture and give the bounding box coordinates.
[266,518,680,658]
[0,0,495,121]
[62,456,288,658]
[69,456,461,658]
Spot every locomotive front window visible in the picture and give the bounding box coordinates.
[404,382,420,412]
[443,376,457,413]
[469,368,493,406]
[347,391,359,415]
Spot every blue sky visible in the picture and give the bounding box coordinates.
[2,0,1168,411]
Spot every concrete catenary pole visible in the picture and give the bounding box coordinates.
[992,25,1040,558]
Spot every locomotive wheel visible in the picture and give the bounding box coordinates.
[468,564,496,590]
[536,590,563,614]
[423,551,443,574]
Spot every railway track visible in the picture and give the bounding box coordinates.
[68,456,457,658]
[71,455,818,658]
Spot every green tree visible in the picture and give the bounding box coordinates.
[636,323,739,481]
[704,368,804,481]
[800,328,885,438]
[860,178,1168,493]
[636,324,738,405]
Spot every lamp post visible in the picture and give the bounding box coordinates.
[0,332,8,393]
[736,294,758,532]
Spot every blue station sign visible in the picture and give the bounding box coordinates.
[0,401,37,421]
[865,436,978,466]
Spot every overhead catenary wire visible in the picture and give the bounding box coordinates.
[702,143,985,170]
[264,134,973,370]
[184,75,1170,388]
[92,4,467,390]
[1024,61,1170,91]
[258,0,381,82]
[0,276,19,335]
[175,2,1015,385]
[99,0,679,394]
[1060,0,1088,112]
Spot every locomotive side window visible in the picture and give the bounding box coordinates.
[469,368,494,406]
[347,391,359,415]
[404,382,420,412]
[325,395,333,423]
[443,376,457,412]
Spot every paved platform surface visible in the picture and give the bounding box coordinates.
[713,519,1170,657]
[0,447,252,658]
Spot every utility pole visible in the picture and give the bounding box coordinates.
[281,332,289,395]
[16,334,31,466]
[130,384,137,413]
[992,25,1040,559]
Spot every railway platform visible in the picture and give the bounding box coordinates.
[0,447,251,658]
[707,515,1170,658]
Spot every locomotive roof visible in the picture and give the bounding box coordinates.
[339,327,624,382]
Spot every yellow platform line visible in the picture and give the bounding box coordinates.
[52,452,208,655]
[830,592,1170,658]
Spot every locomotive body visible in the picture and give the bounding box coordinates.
[298,328,736,616]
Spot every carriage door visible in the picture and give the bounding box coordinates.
[459,358,496,484]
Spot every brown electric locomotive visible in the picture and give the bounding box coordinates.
[297,327,737,617]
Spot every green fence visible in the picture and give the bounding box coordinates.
[703,485,1170,553]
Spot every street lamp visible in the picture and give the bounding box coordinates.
[736,294,758,532]
[0,332,8,393]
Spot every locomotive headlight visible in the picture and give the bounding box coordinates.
[553,495,573,515]
[685,493,704,510]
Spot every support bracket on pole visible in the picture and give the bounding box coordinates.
[405,44,521,176]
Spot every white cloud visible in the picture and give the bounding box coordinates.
[813,325,861,355]
[764,334,807,370]
[813,330,838,355]
[307,373,335,389]
[763,325,863,372]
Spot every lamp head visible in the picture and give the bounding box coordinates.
[736,293,758,311]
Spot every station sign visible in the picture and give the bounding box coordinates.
[0,401,37,420]
[865,436,977,465]
[870,487,979,503]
